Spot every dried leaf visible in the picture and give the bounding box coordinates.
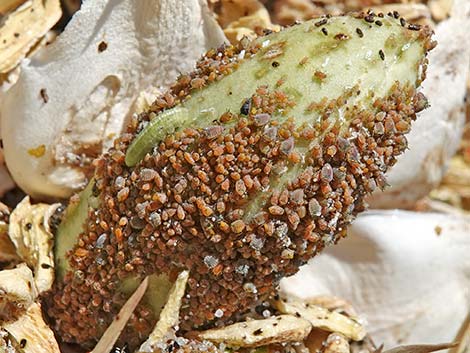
[274,298,366,341]
[215,0,280,43]
[0,0,61,73]
[91,277,149,353]
[2,302,60,353]
[139,271,189,352]
[0,264,36,323]
[197,315,312,347]
[324,333,350,353]
[383,343,457,353]
[8,197,59,293]
[449,312,470,353]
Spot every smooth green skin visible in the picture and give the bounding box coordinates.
[126,16,425,168]
[54,15,428,322]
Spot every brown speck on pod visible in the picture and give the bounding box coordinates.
[356,28,364,38]
[40,88,49,103]
[379,49,385,60]
[321,28,328,36]
[98,41,108,53]
[315,19,328,27]
[408,24,421,31]
[334,33,349,41]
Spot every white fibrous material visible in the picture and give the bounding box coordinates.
[368,0,470,208]
[281,210,470,348]
[1,0,226,200]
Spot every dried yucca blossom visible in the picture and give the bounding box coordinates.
[33,12,436,349]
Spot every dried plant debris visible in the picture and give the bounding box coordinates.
[139,271,189,352]
[1,302,60,353]
[197,315,312,347]
[0,264,37,324]
[46,14,433,347]
[281,210,470,347]
[382,343,457,353]
[90,277,148,353]
[274,297,366,341]
[1,0,226,200]
[0,204,17,265]
[0,0,61,74]
[213,0,281,43]
[8,197,59,294]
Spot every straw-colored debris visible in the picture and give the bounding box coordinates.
[274,298,366,341]
[8,197,59,294]
[197,315,312,347]
[0,0,61,74]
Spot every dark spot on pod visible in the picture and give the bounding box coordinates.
[365,15,375,23]
[130,216,146,230]
[240,99,251,115]
[315,18,328,27]
[92,182,100,197]
[253,328,263,336]
[39,88,49,103]
[379,49,385,60]
[375,20,383,26]
[356,28,364,38]
[272,61,280,68]
[20,339,27,348]
[393,11,400,19]
[25,223,32,230]
[41,263,52,269]
[334,33,349,41]
[408,23,421,31]
[321,28,328,36]
[400,18,406,26]
[295,312,301,318]
[98,41,108,53]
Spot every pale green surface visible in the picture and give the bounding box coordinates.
[54,180,98,280]
[126,16,426,167]
[55,15,428,319]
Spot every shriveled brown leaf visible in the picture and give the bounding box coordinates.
[274,298,366,341]
[139,271,189,352]
[0,264,36,323]
[91,277,149,353]
[383,343,457,353]
[2,302,60,353]
[197,315,312,347]
[0,0,61,73]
